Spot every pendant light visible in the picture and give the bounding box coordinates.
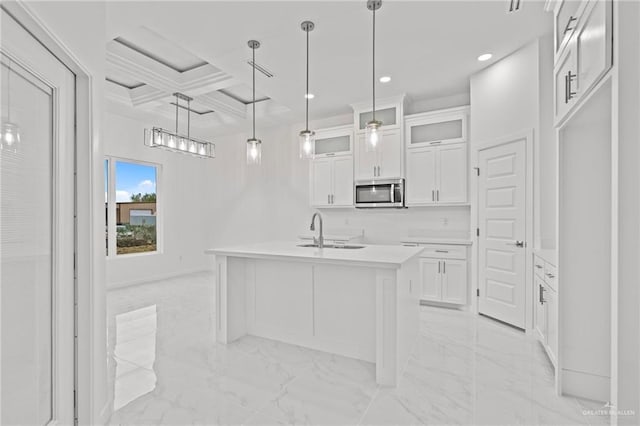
[1,59,21,153]
[365,0,383,152]
[299,21,315,159]
[246,40,262,166]
[144,92,215,158]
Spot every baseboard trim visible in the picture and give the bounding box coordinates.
[107,268,213,290]
[561,368,610,402]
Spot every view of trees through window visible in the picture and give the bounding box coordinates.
[105,159,158,256]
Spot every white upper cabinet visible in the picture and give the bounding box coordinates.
[406,108,467,147]
[406,147,437,204]
[405,106,469,206]
[437,143,467,204]
[313,125,353,158]
[311,159,333,206]
[309,126,354,208]
[332,156,354,206]
[553,0,613,124]
[351,95,406,181]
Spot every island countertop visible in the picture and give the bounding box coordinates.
[205,241,424,269]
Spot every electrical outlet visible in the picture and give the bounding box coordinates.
[442,217,449,227]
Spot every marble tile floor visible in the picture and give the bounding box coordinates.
[107,271,608,426]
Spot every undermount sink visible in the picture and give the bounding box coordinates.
[297,243,365,249]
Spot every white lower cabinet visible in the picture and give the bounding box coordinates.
[410,243,468,305]
[420,258,441,301]
[533,254,558,367]
[441,259,466,304]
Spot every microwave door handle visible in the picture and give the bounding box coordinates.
[390,183,395,203]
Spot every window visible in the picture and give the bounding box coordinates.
[105,158,160,256]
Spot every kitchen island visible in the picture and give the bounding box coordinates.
[205,241,423,386]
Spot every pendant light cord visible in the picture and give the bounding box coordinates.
[7,59,12,122]
[252,45,256,140]
[372,5,376,122]
[175,94,179,135]
[305,28,310,132]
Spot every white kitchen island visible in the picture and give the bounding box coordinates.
[205,241,423,386]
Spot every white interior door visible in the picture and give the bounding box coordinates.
[1,10,76,425]
[477,138,527,329]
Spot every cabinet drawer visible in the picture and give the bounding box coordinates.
[419,245,467,260]
[544,263,558,292]
[533,255,546,279]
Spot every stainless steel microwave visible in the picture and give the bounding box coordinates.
[354,178,405,208]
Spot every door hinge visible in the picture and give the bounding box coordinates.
[476,228,480,237]
[477,288,480,297]
[473,167,480,176]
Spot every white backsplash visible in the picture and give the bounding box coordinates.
[305,207,470,245]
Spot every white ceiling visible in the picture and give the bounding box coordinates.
[105,0,552,136]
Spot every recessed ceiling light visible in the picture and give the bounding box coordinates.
[477,53,493,62]
[305,93,315,99]
[379,76,391,83]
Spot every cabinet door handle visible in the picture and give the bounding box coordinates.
[546,273,555,279]
[535,264,543,269]
[332,194,335,204]
[373,165,376,177]
[432,190,435,202]
[565,71,577,103]
[438,261,441,273]
[563,16,577,35]
[429,141,442,145]
[327,194,330,204]
[436,189,440,201]
[539,284,544,305]
[443,260,446,274]
[435,250,449,253]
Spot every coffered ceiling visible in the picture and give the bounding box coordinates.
[105,1,553,136]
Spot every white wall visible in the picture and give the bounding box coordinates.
[470,36,555,249]
[614,0,640,421]
[104,111,214,286]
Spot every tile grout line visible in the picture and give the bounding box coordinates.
[355,385,381,426]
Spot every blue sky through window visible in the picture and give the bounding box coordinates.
[114,161,157,202]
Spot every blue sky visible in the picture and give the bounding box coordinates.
[105,161,157,202]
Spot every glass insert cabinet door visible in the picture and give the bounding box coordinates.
[1,9,76,426]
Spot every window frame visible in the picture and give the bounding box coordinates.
[105,156,162,258]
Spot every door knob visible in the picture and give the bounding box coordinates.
[507,240,526,248]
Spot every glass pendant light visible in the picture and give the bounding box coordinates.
[1,59,21,153]
[298,21,315,159]
[246,40,262,165]
[365,0,383,152]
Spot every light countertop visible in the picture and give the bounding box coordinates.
[205,241,424,269]
[400,237,473,246]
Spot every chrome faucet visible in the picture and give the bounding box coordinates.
[310,211,324,248]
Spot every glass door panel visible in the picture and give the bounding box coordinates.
[1,56,54,426]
